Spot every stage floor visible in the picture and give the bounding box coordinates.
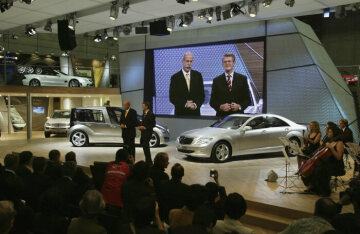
[0,131,354,215]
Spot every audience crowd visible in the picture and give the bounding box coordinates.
[0,147,359,234]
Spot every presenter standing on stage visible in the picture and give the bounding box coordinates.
[169,52,205,116]
[138,102,156,165]
[120,100,138,158]
[210,53,251,118]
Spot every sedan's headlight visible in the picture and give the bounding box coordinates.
[45,122,51,127]
[193,137,213,145]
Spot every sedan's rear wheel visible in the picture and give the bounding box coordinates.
[149,132,160,148]
[71,131,88,147]
[29,79,41,86]
[69,79,80,87]
[285,137,301,157]
[211,141,232,163]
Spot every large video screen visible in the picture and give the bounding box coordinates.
[153,40,264,117]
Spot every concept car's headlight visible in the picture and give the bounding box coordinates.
[193,137,213,145]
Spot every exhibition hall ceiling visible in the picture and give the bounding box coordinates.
[0,0,359,36]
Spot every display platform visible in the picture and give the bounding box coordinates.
[0,131,354,232]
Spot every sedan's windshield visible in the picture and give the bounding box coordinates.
[211,116,250,129]
[51,111,71,119]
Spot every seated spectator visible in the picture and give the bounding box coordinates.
[53,161,81,217]
[68,190,107,234]
[45,149,62,181]
[158,163,188,223]
[0,154,23,201]
[65,151,90,186]
[213,193,254,234]
[169,184,207,228]
[16,151,33,180]
[122,197,164,234]
[101,149,131,216]
[23,157,52,210]
[0,201,16,234]
[205,182,226,220]
[32,189,70,234]
[122,161,155,223]
[280,198,337,234]
[172,206,217,234]
[150,152,170,195]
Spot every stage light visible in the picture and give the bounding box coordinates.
[206,8,214,21]
[323,8,330,18]
[198,10,205,19]
[285,0,295,7]
[122,24,132,35]
[103,29,109,40]
[179,12,193,27]
[167,16,175,32]
[22,0,34,4]
[248,1,258,18]
[122,0,129,14]
[263,0,272,7]
[111,55,117,61]
[176,0,189,4]
[215,6,221,21]
[113,27,119,40]
[25,25,36,36]
[231,2,245,17]
[68,13,77,30]
[109,1,119,20]
[0,0,13,13]
[93,33,102,42]
[44,19,52,32]
[11,34,18,39]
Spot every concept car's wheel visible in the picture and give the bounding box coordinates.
[285,137,301,157]
[29,79,41,86]
[69,79,80,87]
[44,132,51,138]
[35,67,43,74]
[71,131,88,147]
[211,141,232,163]
[149,132,160,148]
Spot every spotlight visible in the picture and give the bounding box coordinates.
[103,29,109,40]
[68,13,77,30]
[179,12,193,27]
[22,0,34,4]
[285,0,295,7]
[93,33,102,42]
[198,10,206,19]
[176,0,189,4]
[44,19,52,32]
[248,1,258,18]
[0,0,13,13]
[25,25,36,36]
[231,2,245,17]
[11,34,18,39]
[113,27,119,40]
[111,55,117,61]
[167,16,175,32]
[215,6,221,21]
[109,1,119,20]
[323,8,330,18]
[122,24,132,35]
[122,0,129,14]
[206,8,214,21]
[263,0,272,7]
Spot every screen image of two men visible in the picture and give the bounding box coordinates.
[169,52,252,117]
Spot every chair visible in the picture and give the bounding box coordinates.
[331,168,347,191]
[90,162,109,191]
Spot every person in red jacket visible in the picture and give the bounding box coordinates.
[101,149,131,215]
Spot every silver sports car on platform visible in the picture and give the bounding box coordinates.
[22,70,94,87]
[176,114,307,163]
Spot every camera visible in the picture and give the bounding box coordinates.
[210,169,217,178]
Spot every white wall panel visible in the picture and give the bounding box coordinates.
[121,90,144,114]
[267,18,297,36]
[120,51,145,92]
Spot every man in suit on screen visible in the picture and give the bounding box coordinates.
[120,100,138,158]
[210,53,252,118]
[169,52,205,116]
[138,102,156,165]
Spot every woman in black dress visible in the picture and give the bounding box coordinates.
[299,121,322,168]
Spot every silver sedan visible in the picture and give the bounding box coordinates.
[176,114,307,163]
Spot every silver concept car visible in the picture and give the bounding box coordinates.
[22,70,93,87]
[44,110,71,138]
[67,107,170,147]
[176,114,307,163]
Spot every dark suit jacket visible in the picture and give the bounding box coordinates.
[16,165,32,180]
[210,72,251,117]
[140,110,156,140]
[23,173,53,210]
[0,169,24,201]
[120,108,138,139]
[340,127,354,144]
[169,70,205,116]
[45,161,62,181]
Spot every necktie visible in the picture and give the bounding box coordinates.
[125,110,128,118]
[227,74,232,92]
[185,73,190,91]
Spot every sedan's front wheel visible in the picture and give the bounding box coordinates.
[211,141,232,163]
[29,79,41,86]
[69,79,80,87]
[71,131,88,147]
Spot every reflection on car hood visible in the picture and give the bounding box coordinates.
[46,118,70,124]
[180,127,231,138]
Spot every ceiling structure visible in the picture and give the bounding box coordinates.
[0,0,359,37]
